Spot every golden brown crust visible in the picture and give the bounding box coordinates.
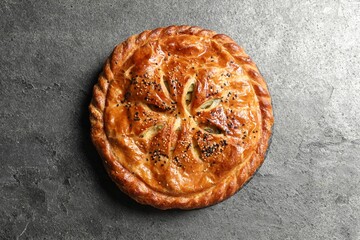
[89,25,274,209]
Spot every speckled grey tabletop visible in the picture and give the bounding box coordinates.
[1,1,360,239]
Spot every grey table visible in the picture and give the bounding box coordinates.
[1,1,359,239]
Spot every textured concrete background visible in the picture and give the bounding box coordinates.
[1,0,360,239]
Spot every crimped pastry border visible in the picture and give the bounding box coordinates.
[89,25,274,210]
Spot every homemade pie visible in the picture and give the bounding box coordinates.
[89,25,274,209]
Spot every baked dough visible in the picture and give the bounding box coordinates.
[89,25,274,209]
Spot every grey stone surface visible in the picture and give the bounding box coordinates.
[1,0,359,239]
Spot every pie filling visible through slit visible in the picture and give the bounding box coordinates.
[89,26,274,209]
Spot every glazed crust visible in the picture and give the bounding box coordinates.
[89,25,274,210]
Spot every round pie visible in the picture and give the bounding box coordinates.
[89,25,274,210]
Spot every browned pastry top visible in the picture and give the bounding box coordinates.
[90,26,274,209]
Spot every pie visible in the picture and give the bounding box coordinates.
[89,25,274,209]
